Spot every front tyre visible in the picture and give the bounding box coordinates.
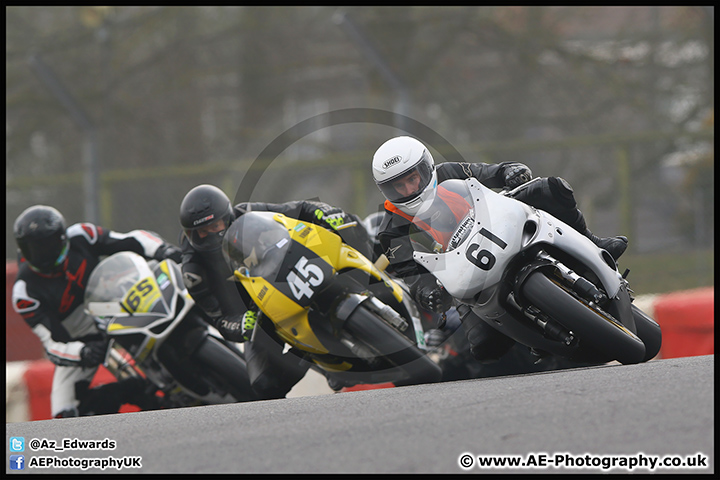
[344,305,443,387]
[522,272,646,365]
[631,304,662,361]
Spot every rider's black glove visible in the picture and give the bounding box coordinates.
[503,163,533,188]
[154,243,183,263]
[216,310,257,343]
[424,328,448,349]
[313,205,354,232]
[80,338,110,367]
[416,283,453,314]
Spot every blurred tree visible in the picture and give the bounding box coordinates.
[6,6,713,260]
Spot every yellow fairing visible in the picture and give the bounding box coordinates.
[237,275,330,354]
[108,323,133,332]
[277,214,404,304]
[233,213,404,360]
[235,275,355,370]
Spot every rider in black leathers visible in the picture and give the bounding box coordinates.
[371,136,629,364]
[11,205,182,418]
[178,184,373,398]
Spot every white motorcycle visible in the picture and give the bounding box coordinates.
[84,251,259,408]
[409,178,662,365]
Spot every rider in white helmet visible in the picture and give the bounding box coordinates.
[373,138,439,217]
[371,135,628,363]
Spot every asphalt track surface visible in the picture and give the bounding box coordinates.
[6,354,713,474]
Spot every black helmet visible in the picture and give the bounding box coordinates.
[179,184,235,252]
[14,205,70,274]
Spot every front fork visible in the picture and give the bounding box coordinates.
[535,251,608,306]
[506,292,577,347]
[104,341,144,380]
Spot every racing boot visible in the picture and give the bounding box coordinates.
[457,305,516,364]
[566,206,628,261]
[583,229,628,261]
[535,177,629,262]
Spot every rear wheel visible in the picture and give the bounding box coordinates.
[521,272,646,365]
[343,305,442,386]
[192,336,258,402]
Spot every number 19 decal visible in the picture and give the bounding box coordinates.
[287,256,324,300]
[466,228,507,271]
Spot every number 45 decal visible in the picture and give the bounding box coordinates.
[286,256,324,300]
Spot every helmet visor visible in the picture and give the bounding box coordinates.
[184,217,230,252]
[21,232,69,273]
[377,150,434,204]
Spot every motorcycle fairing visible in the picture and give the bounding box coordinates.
[230,212,415,365]
[237,243,332,355]
[85,252,196,357]
[413,178,622,303]
[276,213,404,305]
[85,252,246,405]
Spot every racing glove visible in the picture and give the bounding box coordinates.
[424,328,448,349]
[216,310,257,343]
[154,243,183,263]
[503,163,533,188]
[415,282,453,314]
[313,205,353,232]
[79,338,110,367]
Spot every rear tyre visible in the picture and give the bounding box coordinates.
[522,272,646,365]
[343,305,443,386]
[192,336,258,402]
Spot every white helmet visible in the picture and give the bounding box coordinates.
[371,136,437,216]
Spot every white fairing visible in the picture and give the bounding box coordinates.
[83,252,237,405]
[412,178,622,302]
[84,252,194,348]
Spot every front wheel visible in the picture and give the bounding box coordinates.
[343,305,443,387]
[521,272,646,365]
[631,304,662,361]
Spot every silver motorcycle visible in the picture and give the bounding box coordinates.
[409,178,662,365]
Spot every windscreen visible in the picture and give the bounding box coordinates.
[409,179,474,254]
[222,212,292,279]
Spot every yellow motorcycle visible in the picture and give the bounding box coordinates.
[222,211,443,388]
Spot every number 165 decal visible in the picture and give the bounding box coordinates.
[466,228,507,271]
[286,256,324,300]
